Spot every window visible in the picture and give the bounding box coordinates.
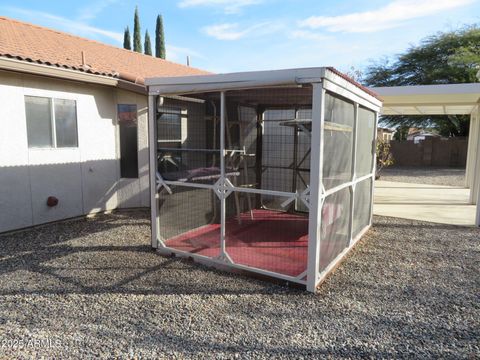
[55,99,78,147]
[118,104,138,178]
[25,96,78,148]
[157,107,182,142]
[156,107,182,174]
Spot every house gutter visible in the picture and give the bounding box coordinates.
[0,57,147,94]
[0,57,118,86]
[116,72,147,94]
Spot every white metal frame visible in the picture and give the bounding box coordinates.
[307,82,379,292]
[465,110,477,191]
[474,106,480,226]
[147,67,382,291]
[465,106,480,226]
[148,95,159,248]
[306,83,325,291]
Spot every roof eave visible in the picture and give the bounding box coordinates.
[0,57,120,86]
[117,78,147,94]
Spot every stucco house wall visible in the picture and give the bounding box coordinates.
[0,71,149,232]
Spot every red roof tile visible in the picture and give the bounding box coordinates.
[0,16,210,84]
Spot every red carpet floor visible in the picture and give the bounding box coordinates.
[165,209,308,277]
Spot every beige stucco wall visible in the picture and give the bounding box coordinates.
[115,88,150,209]
[0,71,149,232]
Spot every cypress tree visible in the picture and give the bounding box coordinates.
[123,26,131,50]
[144,30,152,56]
[155,15,166,59]
[133,6,142,53]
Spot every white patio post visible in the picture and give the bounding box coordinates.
[475,107,480,226]
[307,82,325,293]
[148,94,159,248]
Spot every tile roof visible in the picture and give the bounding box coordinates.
[0,17,380,99]
[0,16,209,85]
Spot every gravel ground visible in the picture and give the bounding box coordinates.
[379,166,466,187]
[0,211,478,359]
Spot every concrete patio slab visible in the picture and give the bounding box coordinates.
[374,180,476,226]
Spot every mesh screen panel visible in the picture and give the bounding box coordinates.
[352,178,372,238]
[261,108,312,208]
[223,88,312,194]
[319,187,351,272]
[157,95,222,186]
[355,107,375,177]
[155,87,313,280]
[159,187,220,257]
[221,88,311,277]
[224,198,308,277]
[322,93,354,190]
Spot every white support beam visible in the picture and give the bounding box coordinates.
[219,91,227,257]
[148,95,159,248]
[348,104,359,246]
[307,82,325,293]
[414,106,425,115]
[475,109,480,226]
[469,108,480,205]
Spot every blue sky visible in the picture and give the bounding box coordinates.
[1,0,479,74]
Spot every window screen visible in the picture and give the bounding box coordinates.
[25,96,78,148]
[119,104,138,178]
[25,96,53,148]
[158,107,182,141]
[54,99,78,147]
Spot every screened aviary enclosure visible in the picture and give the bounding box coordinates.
[146,67,382,292]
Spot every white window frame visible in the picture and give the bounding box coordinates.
[25,95,78,149]
[157,106,183,144]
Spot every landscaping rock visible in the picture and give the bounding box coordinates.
[0,212,478,358]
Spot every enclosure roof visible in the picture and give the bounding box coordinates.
[146,67,382,109]
[372,83,480,115]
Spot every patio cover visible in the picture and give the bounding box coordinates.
[373,83,480,115]
[372,83,480,226]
